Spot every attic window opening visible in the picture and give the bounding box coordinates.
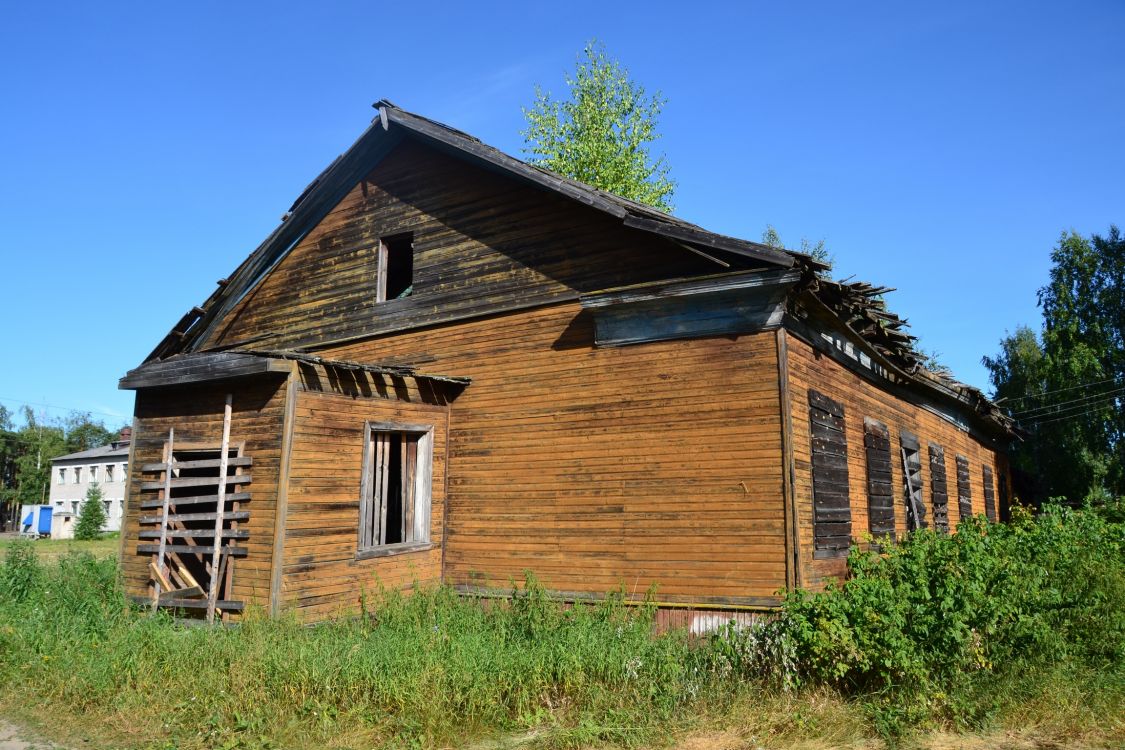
[377,233,414,302]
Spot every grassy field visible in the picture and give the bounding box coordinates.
[0,509,1120,750]
[0,533,117,562]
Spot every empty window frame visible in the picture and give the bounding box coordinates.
[90,465,99,482]
[105,464,115,483]
[899,431,927,531]
[983,465,997,522]
[73,467,82,484]
[359,422,433,555]
[956,455,972,522]
[863,418,895,542]
[58,468,66,484]
[808,390,851,557]
[375,233,414,302]
[928,443,950,533]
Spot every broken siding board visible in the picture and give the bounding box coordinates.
[929,443,950,533]
[863,418,895,542]
[119,378,286,615]
[808,390,851,556]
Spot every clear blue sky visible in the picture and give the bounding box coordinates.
[1,1,1122,428]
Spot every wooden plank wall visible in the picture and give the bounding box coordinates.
[326,303,790,608]
[121,377,288,610]
[785,333,1011,588]
[202,139,723,353]
[278,365,450,622]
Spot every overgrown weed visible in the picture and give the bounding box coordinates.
[0,505,1120,749]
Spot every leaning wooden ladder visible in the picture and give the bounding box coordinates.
[139,394,251,623]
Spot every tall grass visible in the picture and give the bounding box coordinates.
[0,506,1121,749]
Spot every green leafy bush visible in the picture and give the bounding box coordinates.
[715,506,1125,734]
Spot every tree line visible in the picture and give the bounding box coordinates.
[0,405,126,530]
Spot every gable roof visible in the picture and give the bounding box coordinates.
[146,100,800,364]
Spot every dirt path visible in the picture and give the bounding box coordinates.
[0,720,63,750]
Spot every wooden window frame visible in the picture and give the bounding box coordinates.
[928,443,950,533]
[983,465,997,522]
[808,389,852,558]
[899,431,927,531]
[374,234,414,304]
[955,455,972,522]
[357,421,434,560]
[863,418,896,543]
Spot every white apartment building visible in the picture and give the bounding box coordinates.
[49,430,130,539]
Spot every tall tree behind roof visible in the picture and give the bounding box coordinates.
[985,227,1124,504]
[522,41,675,212]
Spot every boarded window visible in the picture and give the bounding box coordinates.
[999,472,1010,522]
[928,443,950,533]
[956,455,972,521]
[983,465,997,522]
[376,233,414,302]
[359,422,433,554]
[863,418,895,542]
[808,390,851,556]
[900,431,927,531]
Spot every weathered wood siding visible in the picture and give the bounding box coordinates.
[203,139,719,353]
[318,304,788,608]
[785,333,1010,587]
[277,365,451,621]
[121,377,288,610]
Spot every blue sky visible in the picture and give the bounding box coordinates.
[0,1,1122,428]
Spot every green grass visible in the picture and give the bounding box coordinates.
[0,533,117,562]
[0,509,1121,750]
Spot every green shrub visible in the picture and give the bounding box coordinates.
[752,506,1125,733]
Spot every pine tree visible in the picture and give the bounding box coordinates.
[74,482,107,540]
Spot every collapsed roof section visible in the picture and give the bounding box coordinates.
[792,274,1016,438]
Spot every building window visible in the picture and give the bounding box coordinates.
[358,422,433,555]
[71,501,79,513]
[73,467,82,484]
[983,465,997,522]
[863,418,895,543]
[103,500,111,515]
[90,465,99,482]
[105,464,115,483]
[899,431,927,531]
[928,443,950,533]
[376,233,414,302]
[58,468,66,484]
[956,456,972,522]
[808,389,851,557]
[121,463,128,482]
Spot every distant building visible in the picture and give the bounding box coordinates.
[49,428,131,539]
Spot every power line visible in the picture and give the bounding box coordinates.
[998,377,1123,406]
[1018,398,1124,427]
[1020,396,1122,424]
[0,396,127,421]
[1012,386,1125,417]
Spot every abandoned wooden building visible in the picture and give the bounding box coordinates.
[118,101,1016,623]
